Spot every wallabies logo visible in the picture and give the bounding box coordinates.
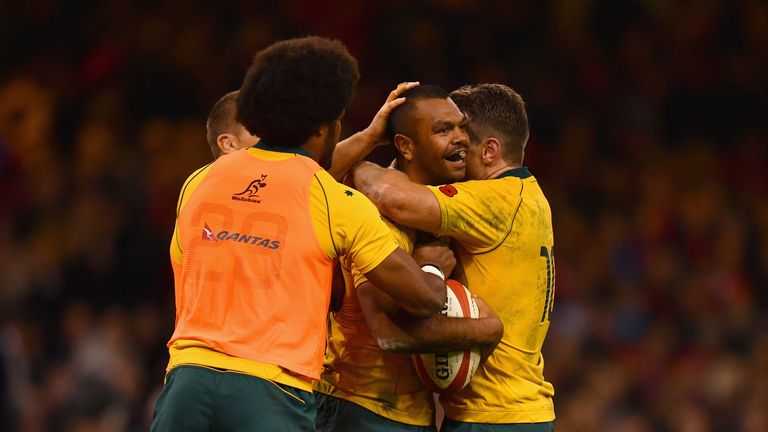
[232,174,268,203]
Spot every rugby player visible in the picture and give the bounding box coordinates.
[151,37,452,432]
[316,85,504,432]
[351,84,556,432]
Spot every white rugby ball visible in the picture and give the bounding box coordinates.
[413,279,481,394]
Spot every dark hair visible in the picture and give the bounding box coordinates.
[206,91,239,158]
[237,36,360,148]
[450,84,529,164]
[386,85,450,141]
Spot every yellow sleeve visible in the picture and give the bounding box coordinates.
[170,225,183,264]
[310,170,398,274]
[426,179,523,253]
[169,163,212,264]
[351,219,415,288]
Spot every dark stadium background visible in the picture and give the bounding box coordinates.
[1,1,766,430]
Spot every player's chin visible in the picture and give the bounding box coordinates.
[442,162,466,181]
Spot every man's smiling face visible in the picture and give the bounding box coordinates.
[407,97,468,185]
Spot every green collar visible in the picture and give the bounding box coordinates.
[496,167,532,179]
[253,140,311,157]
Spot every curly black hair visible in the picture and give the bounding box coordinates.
[237,36,360,149]
[450,84,529,164]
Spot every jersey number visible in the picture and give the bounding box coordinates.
[188,202,287,293]
[540,246,555,322]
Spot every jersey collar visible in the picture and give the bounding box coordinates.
[253,140,311,157]
[495,167,532,179]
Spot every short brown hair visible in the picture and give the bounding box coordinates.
[206,90,239,158]
[237,36,360,149]
[450,84,529,164]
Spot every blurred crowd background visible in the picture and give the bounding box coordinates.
[1,0,766,431]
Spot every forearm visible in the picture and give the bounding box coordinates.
[386,312,503,354]
[359,282,503,354]
[351,162,441,232]
[350,161,398,205]
[327,131,379,181]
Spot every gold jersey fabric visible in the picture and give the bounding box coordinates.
[167,145,398,392]
[427,167,556,423]
[315,219,436,426]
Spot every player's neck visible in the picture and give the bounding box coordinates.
[400,160,431,185]
[485,163,520,180]
[302,137,325,163]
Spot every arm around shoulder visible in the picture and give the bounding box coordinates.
[350,162,441,233]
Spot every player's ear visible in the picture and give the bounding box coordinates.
[313,123,330,138]
[217,134,239,155]
[393,134,415,162]
[481,137,502,164]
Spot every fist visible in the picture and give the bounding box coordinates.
[412,238,456,277]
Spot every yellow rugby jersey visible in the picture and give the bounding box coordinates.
[315,220,437,426]
[427,167,555,423]
[168,144,398,391]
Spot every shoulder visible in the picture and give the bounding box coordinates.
[428,176,521,204]
[183,163,213,187]
[313,170,378,209]
[176,163,213,215]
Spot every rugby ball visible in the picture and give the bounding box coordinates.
[413,279,481,394]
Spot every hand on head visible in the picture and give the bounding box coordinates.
[361,81,420,147]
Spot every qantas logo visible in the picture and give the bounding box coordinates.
[201,223,280,249]
[232,174,268,203]
[202,223,217,241]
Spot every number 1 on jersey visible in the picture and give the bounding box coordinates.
[540,246,555,322]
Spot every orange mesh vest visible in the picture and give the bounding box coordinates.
[170,150,334,379]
